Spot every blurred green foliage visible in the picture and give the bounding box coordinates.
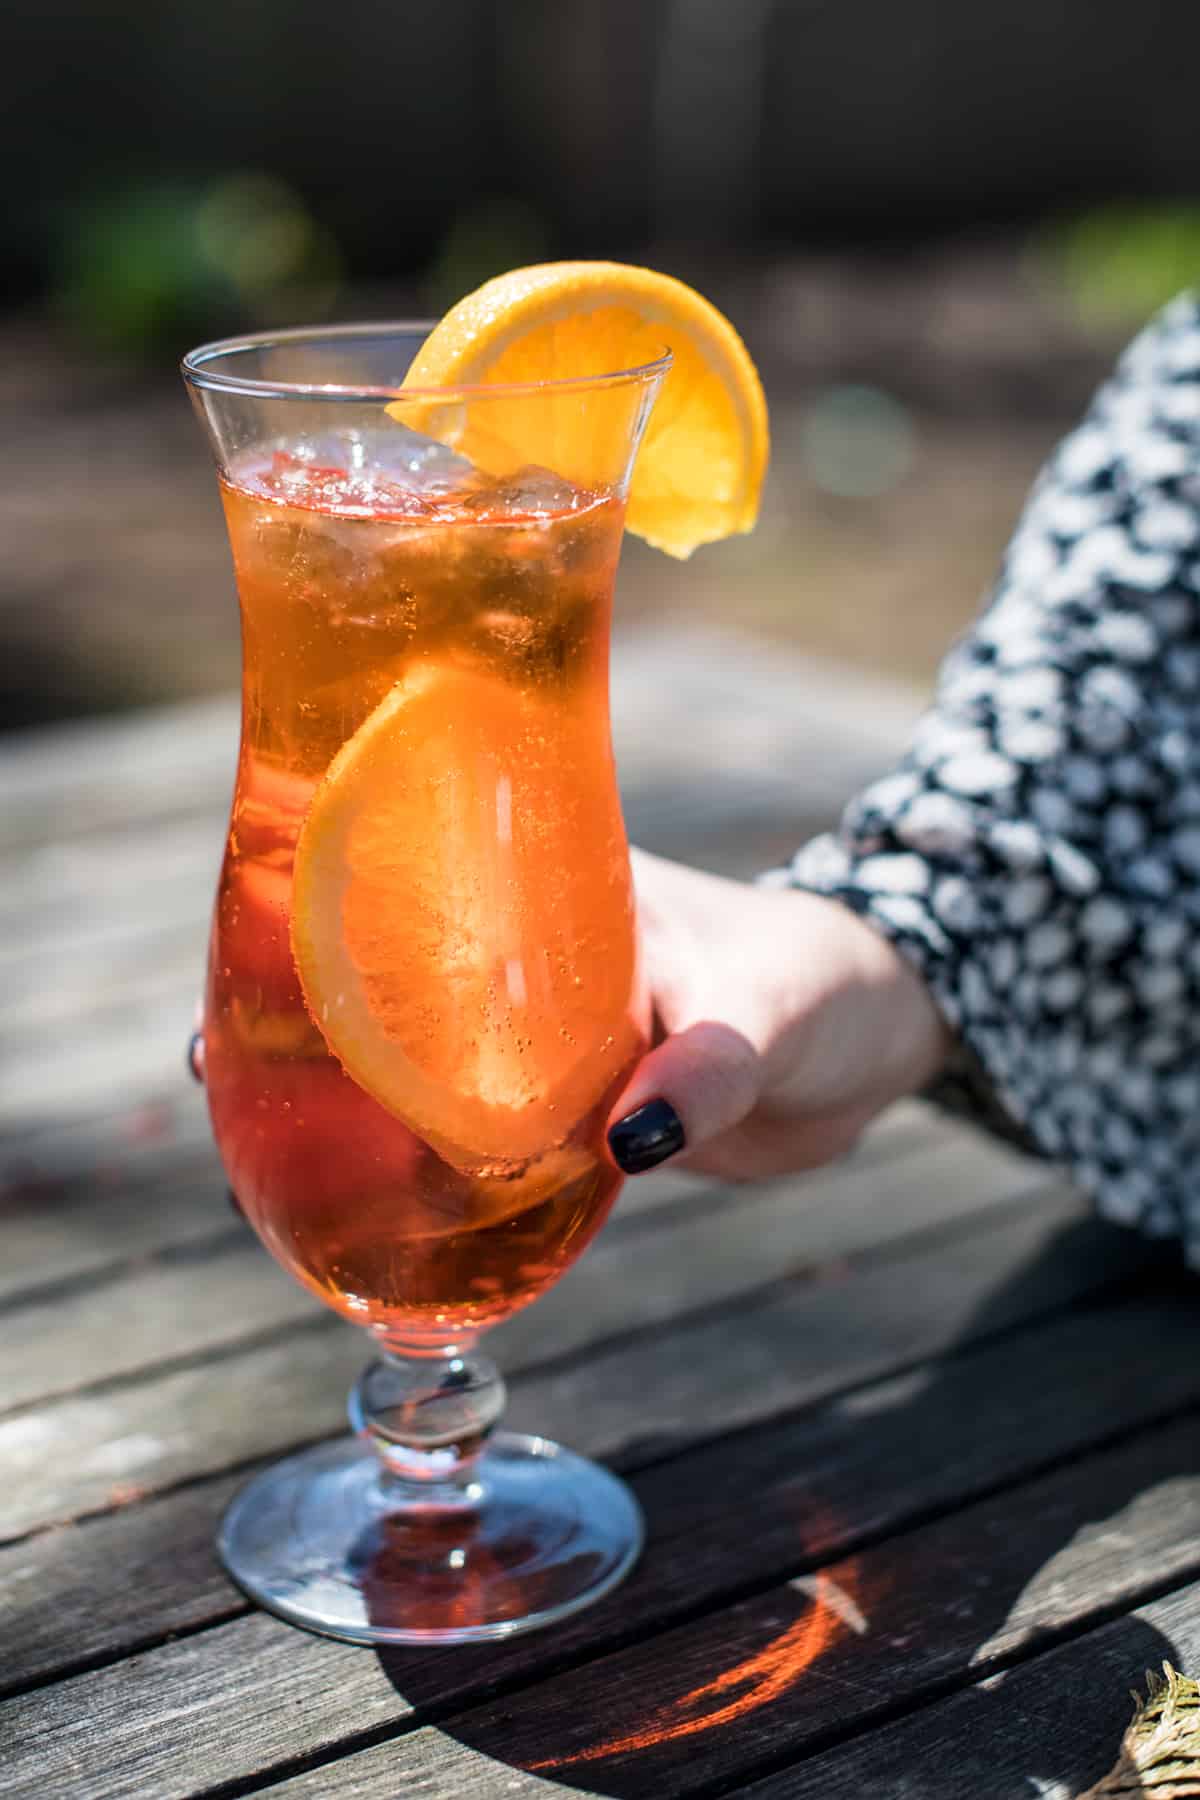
[799,385,915,500]
[54,173,342,353]
[1033,203,1200,328]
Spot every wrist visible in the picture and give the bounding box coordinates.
[842,905,954,1102]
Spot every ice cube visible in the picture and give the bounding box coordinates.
[274,427,475,484]
[460,465,584,518]
[240,430,484,517]
[245,501,356,585]
[370,425,480,489]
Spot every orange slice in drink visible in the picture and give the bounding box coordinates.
[392,261,769,559]
[290,661,642,1173]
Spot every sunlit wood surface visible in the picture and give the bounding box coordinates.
[4,632,1197,1800]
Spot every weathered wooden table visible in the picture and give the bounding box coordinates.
[4,629,1200,1800]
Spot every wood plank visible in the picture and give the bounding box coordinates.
[377,1415,1200,1800]
[0,1614,383,1800]
[0,1470,250,1699]
[0,1230,319,1416]
[0,1088,214,1188]
[0,810,811,1116]
[0,994,201,1131]
[0,1114,1032,1424]
[0,806,818,1062]
[0,916,207,1041]
[0,812,223,936]
[733,1581,1200,1800]
[0,627,919,1127]
[491,1129,1049,1373]
[0,1147,226,1308]
[588,1098,960,1235]
[0,628,909,1119]
[0,628,919,854]
[0,1084,947,1300]
[0,816,805,1060]
[0,791,796,983]
[0,1190,1123,1546]
[0,808,801,979]
[9,1320,1200,1800]
[0,1324,360,1546]
[0,696,237,854]
[5,1278,1200,1704]
[0,833,821,1129]
[499,1190,1125,1473]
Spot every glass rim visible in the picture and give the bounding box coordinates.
[181,320,674,403]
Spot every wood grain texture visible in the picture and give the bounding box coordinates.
[0,630,919,1129]
[0,1227,317,1415]
[0,1322,359,1544]
[0,1090,951,1292]
[490,1128,1049,1373]
[0,1150,226,1307]
[0,990,204,1131]
[0,696,237,853]
[373,1415,1200,1800]
[0,1613,387,1800]
[0,1471,248,1697]
[0,916,208,1047]
[0,1110,1034,1439]
[0,1096,951,1317]
[0,1088,213,1190]
[499,1192,1133,1470]
[0,628,919,854]
[734,1580,1200,1800]
[0,1183,1096,1544]
[9,1350,1200,1799]
[11,661,1183,1800]
[6,1278,1200,1704]
[0,811,223,938]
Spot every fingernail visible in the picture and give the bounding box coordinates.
[227,1187,245,1219]
[608,1099,686,1174]
[187,1032,205,1084]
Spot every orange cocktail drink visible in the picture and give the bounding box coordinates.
[205,448,640,1344]
[183,277,764,1647]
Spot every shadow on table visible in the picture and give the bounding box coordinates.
[369,1217,1191,1798]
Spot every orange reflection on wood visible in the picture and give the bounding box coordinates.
[544,1569,856,1767]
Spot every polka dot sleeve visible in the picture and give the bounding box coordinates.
[775,293,1200,1258]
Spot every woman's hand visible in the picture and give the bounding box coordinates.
[606,850,952,1179]
[191,849,950,1186]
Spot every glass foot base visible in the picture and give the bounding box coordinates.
[217,1431,644,1645]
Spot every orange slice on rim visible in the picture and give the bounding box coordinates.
[391,261,769,559]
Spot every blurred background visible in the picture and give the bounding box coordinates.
[6,0,1200,731]
[9,3,1200,1742]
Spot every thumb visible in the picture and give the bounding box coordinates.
[606,1021,763,1175]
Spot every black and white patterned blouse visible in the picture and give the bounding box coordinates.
[776,293,1200,1261]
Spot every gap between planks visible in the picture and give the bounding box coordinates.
[7,1285,1200,1800]
[2,1096,949,1312]
[207,1433,1200,1800]
[0,1113,1035,1426]
[727,1570,1200,1799]
[0,627,921,853]
[4,1277,1200,1708]
[0,1173,1106,1555]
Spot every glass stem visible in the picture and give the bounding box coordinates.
[348,1340,506,1506]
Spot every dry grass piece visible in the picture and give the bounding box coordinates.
[1079,1664,1200,1797]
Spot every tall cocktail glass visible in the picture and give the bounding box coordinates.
[182,325,668,1644]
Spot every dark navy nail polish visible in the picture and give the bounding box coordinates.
[608,1099,686,1174]
[187,1031,205,1084]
